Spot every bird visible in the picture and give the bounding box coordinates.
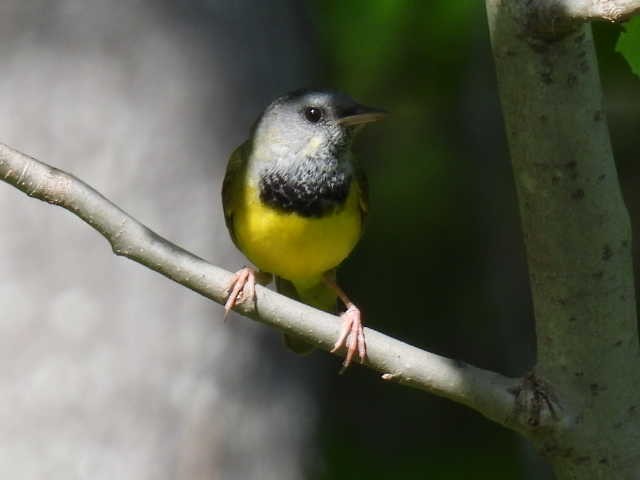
[221,89,385,368]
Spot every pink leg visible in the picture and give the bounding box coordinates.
[324,275,366,369]
[224,267,257,318]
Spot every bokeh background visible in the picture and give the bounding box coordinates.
[0,1,638,479]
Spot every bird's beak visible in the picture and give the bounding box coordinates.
[337,104,388,127]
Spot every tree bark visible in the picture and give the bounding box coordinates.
[487,1,640,478]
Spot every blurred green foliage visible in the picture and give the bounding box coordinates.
[616,16,640,77]
[306,1,640,479]
[308,1,529,479]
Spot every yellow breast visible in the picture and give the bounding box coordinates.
[233,182,362,282]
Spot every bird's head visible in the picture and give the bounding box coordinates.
[251,89,386,161]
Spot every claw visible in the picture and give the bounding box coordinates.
[331,305,366,370]
[323,274,367,371]
[224,267,257,318]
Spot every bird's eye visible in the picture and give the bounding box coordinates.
[303,106,323,123]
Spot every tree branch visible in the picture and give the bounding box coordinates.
[514,1,640,39]
[0,142,535,432]
[558,0,640,22]
[487,0,640,476]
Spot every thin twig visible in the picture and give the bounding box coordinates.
[510,0,640,39]
[0,142,533,431]
[561,0,640,22]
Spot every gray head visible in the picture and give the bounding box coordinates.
[248,89,385,218]
[251,89,386,161]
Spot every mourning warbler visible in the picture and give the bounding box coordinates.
[221,89,385,367]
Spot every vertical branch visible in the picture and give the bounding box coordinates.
[487,1,640,478]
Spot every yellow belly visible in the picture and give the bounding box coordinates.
[234,183,362,281]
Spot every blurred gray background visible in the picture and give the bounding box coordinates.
[0,1,319,478]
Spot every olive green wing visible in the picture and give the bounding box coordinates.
[221,141,249,246]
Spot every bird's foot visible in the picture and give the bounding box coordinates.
[224,267,257,318]
[331,304,366,370]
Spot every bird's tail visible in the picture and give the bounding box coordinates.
[276,274,337,355]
